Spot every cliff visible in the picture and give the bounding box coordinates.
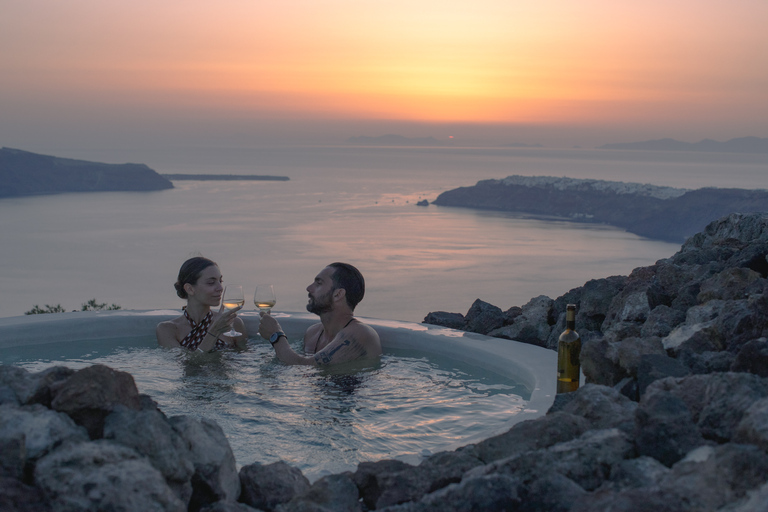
[0,147,173,198]
[433,175,768,242]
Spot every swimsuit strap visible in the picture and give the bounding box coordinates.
[180,310,227,351]
[315,317,355,348]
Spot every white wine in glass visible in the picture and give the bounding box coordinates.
[221,285,244,337]
[254,284,276,314]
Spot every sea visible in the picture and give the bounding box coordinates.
[1,145,766,323]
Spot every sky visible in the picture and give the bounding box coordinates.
[2,0,767,150]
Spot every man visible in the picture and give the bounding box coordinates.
[258,262,381,365]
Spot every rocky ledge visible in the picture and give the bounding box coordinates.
[2,213,768,511]
[432,175,768,242]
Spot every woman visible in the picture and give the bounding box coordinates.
[156,256,247,351]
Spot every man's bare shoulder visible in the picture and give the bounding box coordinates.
[348,321,381,353]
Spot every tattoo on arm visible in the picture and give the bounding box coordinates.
[315,339,351,365]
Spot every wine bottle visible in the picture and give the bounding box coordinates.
[556,304,581,393]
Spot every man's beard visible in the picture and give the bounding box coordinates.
[306,289,334,315]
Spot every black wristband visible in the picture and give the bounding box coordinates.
[269,331,286,345]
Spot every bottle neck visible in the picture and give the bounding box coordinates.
[565,309,576,330]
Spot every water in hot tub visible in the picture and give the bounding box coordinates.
[6,336,529,481]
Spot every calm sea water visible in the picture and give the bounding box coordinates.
[1,146,766,322]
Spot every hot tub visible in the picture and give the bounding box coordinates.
[0,310,556,480]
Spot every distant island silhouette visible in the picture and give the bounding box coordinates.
[0,147,173,199]
[346,134,445,146]
[0,148,290,199]
[599,136,768,154]
[433,175,768,243]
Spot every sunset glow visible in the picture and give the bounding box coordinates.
[2,0,767,147]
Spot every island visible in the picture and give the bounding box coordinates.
[432,175,768,243]
[162,174,289,181]
[0,147,173,198]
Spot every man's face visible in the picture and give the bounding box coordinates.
[306,267,336,315]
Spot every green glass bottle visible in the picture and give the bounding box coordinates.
[556,304,581,393]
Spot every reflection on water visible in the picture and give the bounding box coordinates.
[5,337,528,481]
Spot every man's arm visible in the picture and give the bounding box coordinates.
[260,314,380,366]
[311,324,380,366]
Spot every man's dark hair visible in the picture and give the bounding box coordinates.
[328,262,365,311]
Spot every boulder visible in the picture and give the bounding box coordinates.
[547,384,637,433]
[643,373,768,443]
[640,305,686,338]
[633,390,708,467]
[636,354,691,397]
[276,473,360,512]
[171,415,240,509]
[734,397,768,452]
[0,403,88,462]
[697,267,762,302]
[488,295,554,347]
[0,476,52,512]
[421,312,464,330]
[239,460,310,512]
[731,337,768,377]
[472,411,590,464]
[462,299,505,334]
[104,406,195,505]
[50,364,142,439]
[34,440,185,512]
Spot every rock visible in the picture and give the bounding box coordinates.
[379,474,525,512]
[0,433,25,480]
[637,354,691,397]
[580,338,623,387]
[171,415,240,509]
[104,406,195,505]
[471,428,634,492]
[661,444,768,511]
[0,403,88,462]
[640,305,686,337]
[731,338,768,377]
[417,449,484,492]
[0,476,52,512]
[679,350,736,375]
[596,456,670,491]
[34,440,185,511]
[488,295,554,347]
[351,459,414,510]
[0,365,75,407]
[472,411,590,464]
[276,473,360,512]
[616,337,666,378]
[201,502,262,512]
[697,267,762,302]
[734,397,768,452]
[547,384,637,433]
[50,364,142,439]
[643,373,768,443]
[462,299,504,334]
[421,312,464,330]
[634,390,708,467]
[239,461,310,512]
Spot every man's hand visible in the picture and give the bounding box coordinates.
[258,311,282,340]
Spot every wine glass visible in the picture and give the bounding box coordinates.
[254,284,276,314]
[221,285,244,337]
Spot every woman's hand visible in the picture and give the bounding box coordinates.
[210,303,242,337]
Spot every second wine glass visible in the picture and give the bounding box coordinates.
[221,285,244,337]
[254,284,276,314]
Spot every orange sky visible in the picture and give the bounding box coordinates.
[1,0,767,148]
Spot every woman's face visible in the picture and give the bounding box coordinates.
[186,265,224,307]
